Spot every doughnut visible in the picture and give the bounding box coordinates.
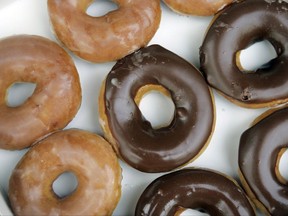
[0,35,81,150]
[135,168,256,216]
[239,107,288,215]
[163,0,233,16]
[99,45,215,173]
[9,129,122,216]
[200,0,288,108]
[47,0,161,63]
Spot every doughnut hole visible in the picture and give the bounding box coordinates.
[86,0,118,17]
[276,148,288,185]
[236,40,278,73]
[134,85,176,130]
[6,82,36,107]
[52,171,78,199]
[176,207,210,216]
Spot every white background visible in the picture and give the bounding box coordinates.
[0,0,286,215]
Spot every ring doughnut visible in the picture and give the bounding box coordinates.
[135,168,256,216]
[9,129,122,216]
[99,45,215,173]
[47,0,161,63]
[239,107,288,215]
[163,0,233,16]
[0,35,81,150]
[200,0,288,108]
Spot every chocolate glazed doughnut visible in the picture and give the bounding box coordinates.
[239,107,288,215]
[135,168,256,216]
[200,0,288,108]
[99,45,215,173]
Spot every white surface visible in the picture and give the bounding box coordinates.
[0,186,12,216]
[0,0,278,215]
[239,40,277,72]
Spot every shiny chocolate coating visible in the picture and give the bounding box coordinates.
[200,0,288,106]
[103,45,214,172]
[239,108,288,215]
[135,168,255,216]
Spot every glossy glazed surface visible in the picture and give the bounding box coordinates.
[200,0,288,107]
[47,0,161,62]
[239,107,288,216]
[0,1,274,215]
[0,35,81,150]
[9,129,121,216]
[101,45,215,173]
[135,168,255,216]
[163,0,233,16]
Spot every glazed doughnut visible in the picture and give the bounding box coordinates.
[99,45,215,173]
[9,129,121,216]
[163,0,233,16]
[239,107,288,215]
[0,35,81,150]
[135,168,256,216]
[200,0,288,108]
[47,0,161,63]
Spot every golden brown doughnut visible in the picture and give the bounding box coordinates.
[47,0,161,63]
[163,0,233,16]
[0,35,81,150]
[9,129,122,216]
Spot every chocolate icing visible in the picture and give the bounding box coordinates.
[103,45,214,172]
[200,0,288,106]
[239,107,288,215]
[135,168,256,216]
